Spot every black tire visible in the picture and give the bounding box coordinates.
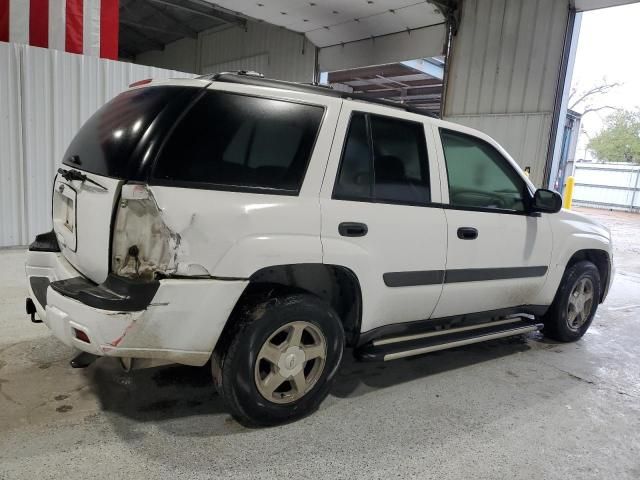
[542,260,601,342]
[216,293,345,427]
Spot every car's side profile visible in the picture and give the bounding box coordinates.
[25,73,613,426]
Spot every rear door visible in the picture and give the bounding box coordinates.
[320,102,447,334]
[431,126,552,318]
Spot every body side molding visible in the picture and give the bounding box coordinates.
[383,265,548,287]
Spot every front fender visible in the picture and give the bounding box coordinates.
[532,209,613,305]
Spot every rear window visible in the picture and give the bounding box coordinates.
[62,86,188,179]
[152,90,324,193]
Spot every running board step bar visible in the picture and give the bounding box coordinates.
[356,317,542,362]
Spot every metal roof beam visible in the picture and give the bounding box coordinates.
[144,0,246,27]
[401,59,444,80]
[360,85,442,99]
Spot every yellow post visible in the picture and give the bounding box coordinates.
[563,176,575,210]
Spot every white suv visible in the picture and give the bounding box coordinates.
[25,72,614,426]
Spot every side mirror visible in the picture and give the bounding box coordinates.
[531,189,562,214]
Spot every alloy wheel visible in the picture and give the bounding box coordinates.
[254,321,327,404]
[566,277,594,331]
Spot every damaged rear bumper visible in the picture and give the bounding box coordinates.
[25,250,248,367]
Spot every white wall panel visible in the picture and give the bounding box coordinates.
[136,22,316,82]
[21,47,56,242]
[0,42,194,247]
[447,113,552,184]
[199,22,315,81]
[444,0,570,186]
[573,164,640,211]
[318,24,446,72]
[0,43,25,247]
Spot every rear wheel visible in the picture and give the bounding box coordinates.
[215,294,345,427]
[542,260,601,342]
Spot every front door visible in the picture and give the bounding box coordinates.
[431,127,552,318]
[320,102,447,334]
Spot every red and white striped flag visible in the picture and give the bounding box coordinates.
[0,0,119,60]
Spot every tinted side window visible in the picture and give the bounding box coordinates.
[334,113,371,201]
[370,115,430,204]
[334,113,430,205]
[440,129,527,212]
[153,91,324,193]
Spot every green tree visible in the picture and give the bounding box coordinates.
[588,110,640,163]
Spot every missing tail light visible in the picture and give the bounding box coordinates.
[73,328,90,343]
[111,184,180,280]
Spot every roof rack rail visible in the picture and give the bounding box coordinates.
[199,71,439,118]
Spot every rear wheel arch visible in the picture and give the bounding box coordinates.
[216,264,363,355]
[218,292,345,426]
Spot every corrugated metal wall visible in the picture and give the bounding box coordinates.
[136,22,316,82]
[444,0,570,186]
[199,23,315,81]
[447,112,552,177]
[0,41,193,247]
[0,44,24,247]
[132,37,198,73]
[201,52,269,76]
[318,24,446,72]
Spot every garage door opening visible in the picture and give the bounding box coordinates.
[318,56,445,117]
[549,2,640,198]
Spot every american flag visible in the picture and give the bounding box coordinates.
[0,0,119,60]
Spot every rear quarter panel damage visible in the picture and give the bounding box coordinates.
[148,187,324,279]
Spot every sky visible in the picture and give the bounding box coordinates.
[570,2,640,159]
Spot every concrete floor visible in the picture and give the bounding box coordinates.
[1,207,639,479]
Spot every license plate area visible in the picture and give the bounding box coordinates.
[52,179,78,252]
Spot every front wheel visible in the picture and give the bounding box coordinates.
[216,294,345,427]
[542,260,601,342]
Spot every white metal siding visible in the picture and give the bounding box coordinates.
[0,42,193,247]
[444,0,570,186]
[0,43,25,247]
[200,23,315,82]
[573,164,640,211]
[317,24,446,72]
[445,112,552,182]
[136,22,316,82]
